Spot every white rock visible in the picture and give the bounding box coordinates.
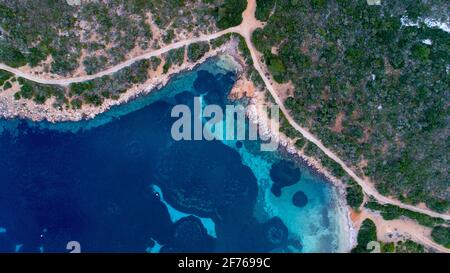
[422,39,432,45]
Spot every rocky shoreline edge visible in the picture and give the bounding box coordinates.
[245,93,357,252]
[0,40,241,123]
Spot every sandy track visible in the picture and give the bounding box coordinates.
[0,27,238,86]
[353,209,450,253]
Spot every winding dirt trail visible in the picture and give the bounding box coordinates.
[239,1,450,221]
[0,27,239,86]
[1,0,449,226]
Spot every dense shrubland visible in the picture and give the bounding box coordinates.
[69,59,151,107]
[253,0,450,211]
[0,0,248,107]
[0,69,12,87]
[163,47,185,73]
[394,240,425,253]
[15,77,67,107]
[431,226,450,248]
[0,0,237,76]
[352,218,377,253]
[346,181,364,210]
[188,42,210,62]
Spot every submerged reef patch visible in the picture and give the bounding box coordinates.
[292,191,308,208]
[269,160,302,197]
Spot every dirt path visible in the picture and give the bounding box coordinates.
[239,1,450,221]
[1,0,449,223]
[0,27,239,86]
[353,209,450,253]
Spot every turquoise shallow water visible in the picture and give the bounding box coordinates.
[0,56,346,252]
[223,139,345,253]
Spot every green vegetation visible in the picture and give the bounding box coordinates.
[0,1,80,74]
[15,78,66,106]
[431,226,450,248]
[352,219,377,253]
[187,42,210,62]
[3,81,12,90]
[215,0,246,29]
[83,55,108,75]
[167,47,185,66]
[426,199,449,214]
[162,29,175,44]
[266,54,286,83]
[150,56,162,70]
[381,242,395,253]
[163,47,185,73]
[395,240,425,253]
[365,201,445,228]
[230,33,267,89]
[320,156,346,178]
[0,43,27,68]
[252,0,450,210]
[210,33,232,49]
[298,136,350,181]
[279,111,301,139]
[67,59,151,106]
[237,35,252,66]
[150,0,218,32]
[83,93,103,107]
[255,0,276,21]
[70,98,83,110]
[26,46,50,67]
[366,200,450,249]
[0,1,224,75]
[382,240,423,253]
[353,219,427,253]
[346,182,364,210]
[69,81,94,97]
[212,32,266,90]
[0,69,13,86]
[294,137,306,149]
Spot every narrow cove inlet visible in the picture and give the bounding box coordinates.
[0,56,351,253]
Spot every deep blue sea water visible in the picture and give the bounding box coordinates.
[0,56,346,253]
